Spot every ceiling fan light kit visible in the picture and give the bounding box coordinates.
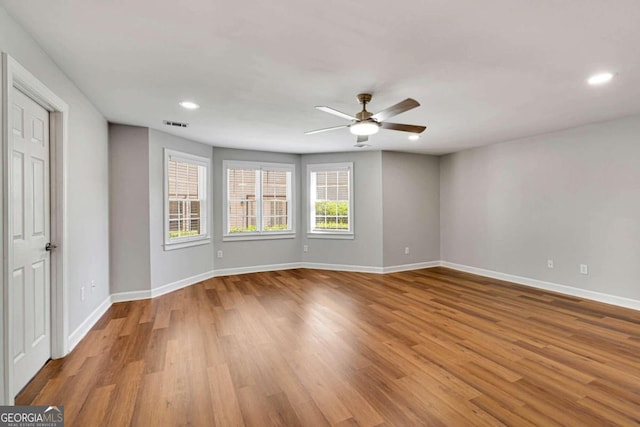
[306,93,426,145]
[350,121,380,136]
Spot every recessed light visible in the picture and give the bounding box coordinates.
[587,72,614,86]
[408,134,420,141]
[179,101,200,109]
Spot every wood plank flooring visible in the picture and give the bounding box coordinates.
[17,267,640,426]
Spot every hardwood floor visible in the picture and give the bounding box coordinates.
[17,267,640,426]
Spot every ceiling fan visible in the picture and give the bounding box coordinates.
[305,93,426,147]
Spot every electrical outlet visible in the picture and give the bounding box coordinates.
[217,250,223,259]
[404,247,410,255]
[580,264,589,275]
[547,259,554,269]
[303,245,308,253]
[81,286,85,301]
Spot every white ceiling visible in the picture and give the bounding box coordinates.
[3,0,640,155]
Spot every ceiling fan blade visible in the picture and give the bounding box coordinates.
[380,122,426,134]
[356,135,369,143]
[371,98,420,121]
[305,124,349,135]
[316,106,357,121]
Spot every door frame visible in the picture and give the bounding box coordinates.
[1,53,69,404]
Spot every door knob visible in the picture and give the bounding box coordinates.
[45,242,57,251]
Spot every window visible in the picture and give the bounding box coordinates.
[224,161,294,239]
[164,150,210,249]
[308,163,353,238]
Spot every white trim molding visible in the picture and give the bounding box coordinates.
[111,270,217,303]
[382,261,441,274]
[222,233,296,242]
[67,296,112,352]
[110,289,152,304]
[110,266,307,303]
[440,261,640,311]
[303,263,384,274]
[306,233,355,240]
[1,53,70,404]
[307,162,354,239]
[151,270,216,298]
[213,263,304,277]
[163,148,211,250]
[222,160,296,240]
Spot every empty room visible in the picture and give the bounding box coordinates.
[1,0,639,426]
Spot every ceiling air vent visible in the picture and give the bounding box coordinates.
[163,120,189,128]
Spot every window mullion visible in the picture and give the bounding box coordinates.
[286,171,292,231]
[200,165,206,235]
[347,169,352,232]
[256,168,263,233]
[310,171,316,230]
[226,169,231,234]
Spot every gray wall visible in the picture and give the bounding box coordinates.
[382,151,440,267]
[149,129,215,289]
[212,147,301,270]
[301,151,384,268]
[109,125,150,293]
[0,7,110,335]
[440,115,640,300]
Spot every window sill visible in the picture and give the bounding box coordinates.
[164,237,212,251]
[223,232,296,242]
[307,232,354,240]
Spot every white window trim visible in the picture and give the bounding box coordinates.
[163,149,211,250]
[223,160,296,241]
[307,162,354,239]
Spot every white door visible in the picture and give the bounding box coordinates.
[11,89,51,394]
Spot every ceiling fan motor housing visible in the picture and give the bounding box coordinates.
[356,111,373,121]
[356,93,374,121]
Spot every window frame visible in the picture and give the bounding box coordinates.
[223,160,296,241]
[307,162,354,239]
[163,149,211,250]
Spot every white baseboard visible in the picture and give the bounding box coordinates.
[110,270,218,303]
[213,262,304,277]
[440,261,640,311]
[67,295,112,352]
[303,262,384,274]
[382,261,441,274]
[302,261,440,274]
[111,289,151,303]
[151,270,216,298]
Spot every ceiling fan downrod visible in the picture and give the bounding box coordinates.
[356,93,373,121]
